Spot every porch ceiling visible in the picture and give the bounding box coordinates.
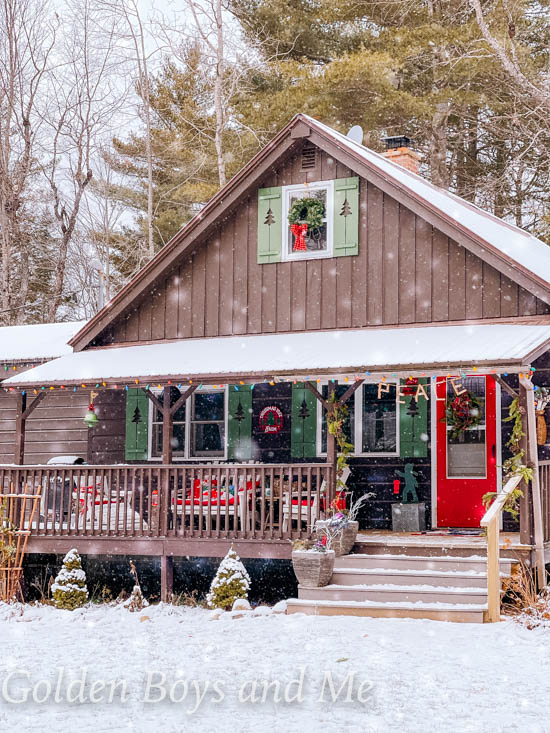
[3,323,550,389]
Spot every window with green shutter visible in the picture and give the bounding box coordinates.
[399,379,429,458]
[258,176,360,264]
[125,388,149,461]
[257,187,282,264]
[333,176,359,257]
[291,382,317,458]
[227,385,253,460]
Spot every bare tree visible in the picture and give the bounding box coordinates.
[157,0,253,189]
[97,0,157,259]
[41,0,123,321]
[469,0,550,115]
[0,0,56,324]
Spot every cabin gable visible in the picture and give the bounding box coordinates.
[89,142,550,348]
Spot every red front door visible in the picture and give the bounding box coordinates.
[436,375,497,527]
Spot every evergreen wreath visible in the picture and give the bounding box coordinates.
[287,196,325,231]
[444,390,482,440]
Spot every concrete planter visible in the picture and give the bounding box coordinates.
[292,550,335,587]
[315,520,359,556]
[391,502,426,532]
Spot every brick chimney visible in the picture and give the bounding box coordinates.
[382,136,420,174]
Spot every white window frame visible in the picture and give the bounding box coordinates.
[316,380,400,458]
[281,179,334,262]
[147,386,228,461]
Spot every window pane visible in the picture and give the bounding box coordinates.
[172,424,186,456]
[193,393,224,421]
[321,385,354,453]
[288,188,328,254]
[446,376,486,478]
[362,384,397,453]
[151,424,162,458]
[191,423,225,456]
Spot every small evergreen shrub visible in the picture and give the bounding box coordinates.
[52,549,88,610]
[207,546,250,610]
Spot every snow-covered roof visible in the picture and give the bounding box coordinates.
[0,321,86,362]
[305,115,550,287]
[4,324,550,387]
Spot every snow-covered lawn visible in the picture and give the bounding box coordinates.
[0,603,548,732]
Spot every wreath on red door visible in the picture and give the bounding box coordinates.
[444,391,482,440]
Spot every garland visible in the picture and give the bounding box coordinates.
[288,197,325,230]
[482,396,531,521]
[327,392,353,498]
[444,390,482,440]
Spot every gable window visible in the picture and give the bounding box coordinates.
[317,381,399,457]
[149,386,227,460]
[282,180,334,261]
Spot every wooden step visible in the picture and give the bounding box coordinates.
[336,553,513,575]
[331,567,493,588]
[298,583,488,605]
[286,598,487,623]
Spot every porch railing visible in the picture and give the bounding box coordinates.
[0,464,334,543]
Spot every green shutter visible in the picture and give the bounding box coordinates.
[291,382,317,458]
[125,388,149,461]
[333,176,359,257]
[399,379,428,458]
[257,186,282,264]
[227,385,253,460]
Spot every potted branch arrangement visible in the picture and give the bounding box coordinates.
[291,522,340,588]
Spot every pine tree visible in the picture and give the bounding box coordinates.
[52,549,88,611]
[206,546,250,610]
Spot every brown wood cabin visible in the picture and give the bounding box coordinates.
[3,114,550,615]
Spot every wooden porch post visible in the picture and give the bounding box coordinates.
[14,392,27,465]
[162,405,173,465]
[13,391,47,465]
[519,377,546,587]
[161,554,174,602]
[326,383,337,501]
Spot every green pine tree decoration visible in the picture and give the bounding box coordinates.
[52,549,88,610]
[206,545,251,610]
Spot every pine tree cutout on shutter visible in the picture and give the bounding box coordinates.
[125,388,149,461]
[399,379,428,458]
[257,187,282,264]
[333,177,359,257]
[228,385,253,460]
[291,382,317,458]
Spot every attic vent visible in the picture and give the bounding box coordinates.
[301,143,317,170]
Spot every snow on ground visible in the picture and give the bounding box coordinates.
[0,602,548,733]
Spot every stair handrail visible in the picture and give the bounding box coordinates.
[480,474,523,622]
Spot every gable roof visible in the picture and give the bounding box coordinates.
[0,321,86,363]
[69,114,550,351]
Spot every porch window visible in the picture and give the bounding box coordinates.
[149,387,226,460]
[317,381,399,456]
[361,383,397,453]
[446,376,486,478]
[190,392,225,457]
[282,180,333,261]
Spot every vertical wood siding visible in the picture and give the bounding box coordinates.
[93,147,550,347]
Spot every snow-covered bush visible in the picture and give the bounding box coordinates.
[52,549,88,610]
[125,585,149,612]
[207,546,250,610]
